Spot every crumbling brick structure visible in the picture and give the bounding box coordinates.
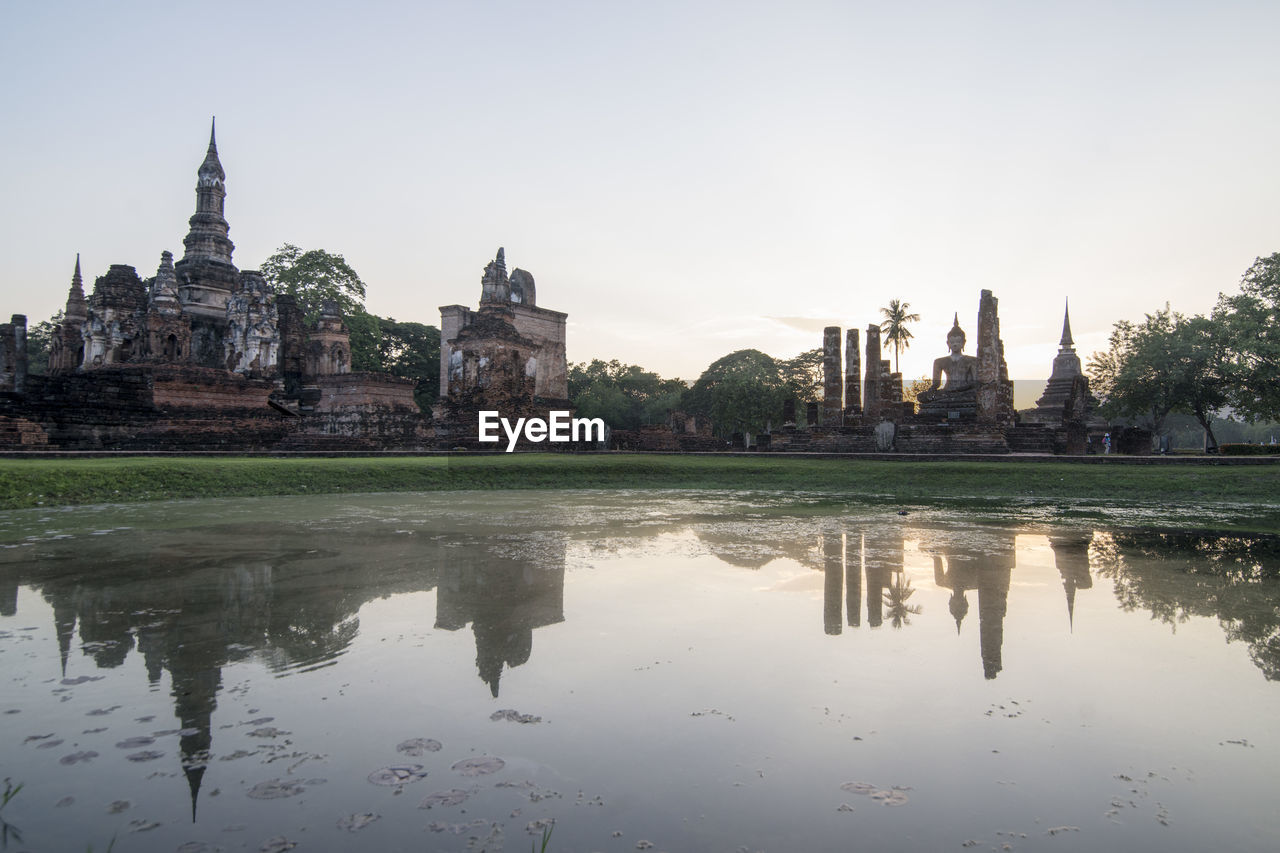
[3,121,426,451]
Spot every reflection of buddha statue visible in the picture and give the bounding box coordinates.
[917,315,979,417]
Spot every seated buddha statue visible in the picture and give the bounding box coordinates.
[917,315,979,417]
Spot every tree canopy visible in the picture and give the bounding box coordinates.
[682,349,789,436]
[568,359,687,430]
[260,244,439,411]
[1215,253,1280,421]
[1087,307,1228,445]
[260,243,367,322]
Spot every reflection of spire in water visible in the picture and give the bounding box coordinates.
[1050,533,1094,632]
[53,596,77,677]
[948,589,968,635]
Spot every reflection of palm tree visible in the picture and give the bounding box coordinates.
[883,575,923,629]
[879,299,921,374]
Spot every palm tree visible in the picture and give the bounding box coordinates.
[883,575,923,629]
[879,299,921,374]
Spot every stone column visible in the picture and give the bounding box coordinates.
[844,328,861,416]
[863,325,882,420]
[822,326,843,426]
[975,289,1012,424]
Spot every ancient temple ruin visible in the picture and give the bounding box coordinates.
[432,248,573,448]
[1,122,424,450]
[769,289,1042,453]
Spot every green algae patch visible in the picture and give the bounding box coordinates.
[1,454,1278,533]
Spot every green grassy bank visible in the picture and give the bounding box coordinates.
[2,454,1279,532]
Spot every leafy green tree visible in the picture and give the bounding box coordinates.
[260,243,367,321]
[259,244,440,411]
[568,359,686,429]
[777,348,823,405]
[24,310,61,375]
[1216,253,1280,421]
[378,319,440,408]
[260,243,381,369]
[682,349,789,436]
[879,299,921,373]
[1087,307,1229,445]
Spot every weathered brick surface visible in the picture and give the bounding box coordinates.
[0,366,429,451]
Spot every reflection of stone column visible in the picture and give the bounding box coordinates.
[864,325,882,420]
[978,575,1008,680]
[0,577,16,617]
[822,327,843,426]
[844,329,861,416]
[845,533,861,627]
[823,533,842,635]
[864,531,899,628]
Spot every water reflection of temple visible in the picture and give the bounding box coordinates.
[925,531,1014,679]
[435,539,566,697]
[1,524,566,822]
[821,528,1096,680]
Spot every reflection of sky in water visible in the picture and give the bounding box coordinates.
[0,491,1278,852]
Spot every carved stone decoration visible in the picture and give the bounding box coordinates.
[224,271,279,376]
[874,420,896,451]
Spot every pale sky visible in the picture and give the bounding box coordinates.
[3,1,1277,399]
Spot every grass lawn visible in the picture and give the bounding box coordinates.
[2,454,1279,533]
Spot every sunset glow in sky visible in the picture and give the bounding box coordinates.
[3,1,1277,393]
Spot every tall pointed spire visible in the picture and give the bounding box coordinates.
[1059,299,1074,350]
[64,254,88,322]
[179,118,234,267]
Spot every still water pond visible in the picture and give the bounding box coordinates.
[1,491,1278,852]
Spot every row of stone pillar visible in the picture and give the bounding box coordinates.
[821,324,891,426]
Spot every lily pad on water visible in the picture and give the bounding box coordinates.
[419,788,472,809]
[337,812,380,832]
[258,837,297,853]
[246,779,306,799]
[247,727,289,738]
[869,789,909,806]
[116,736,156,749]
[126,750,166,762]
[451,756,505,777]
[59,750,99,765]
[396,737,442,756]
[490,709,542,724]
[35,738,64,749]
[367,765,429,786]
[840,781,877,795]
